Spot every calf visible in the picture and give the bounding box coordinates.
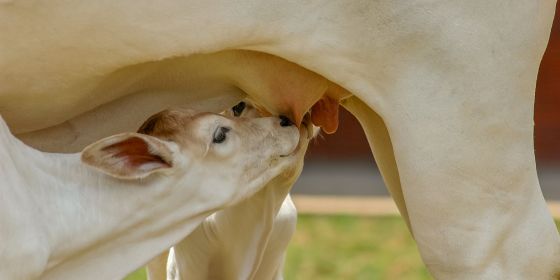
[146,103,313,280]
[166,182,299,280]
[0,109,303,280]
[3,2,559,278]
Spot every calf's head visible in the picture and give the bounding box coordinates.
[81,109,302,202]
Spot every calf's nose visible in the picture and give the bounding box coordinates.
[279,115,293,127]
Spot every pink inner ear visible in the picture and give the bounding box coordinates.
[102,137,171,169]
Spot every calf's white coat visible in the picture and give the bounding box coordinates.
[1,1,559,278]
[0,112,301,280]
[148,105,311,280]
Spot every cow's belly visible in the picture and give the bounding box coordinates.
[1,0,381,152]
[11,50,336,152]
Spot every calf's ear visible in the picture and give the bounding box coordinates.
[81,133,174,179]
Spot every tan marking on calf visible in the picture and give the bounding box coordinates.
[137,109,199,143]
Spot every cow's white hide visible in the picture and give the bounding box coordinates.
[1,1,558,278]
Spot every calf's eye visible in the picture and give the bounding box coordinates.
[231,101,246,117]
[212,127,231,144]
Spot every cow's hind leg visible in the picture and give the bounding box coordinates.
[342,97,411,232]
[361,72,560,278]
[369,86,559,278]
[351,3,559,278]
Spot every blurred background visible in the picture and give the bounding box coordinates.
[127,5,559,280]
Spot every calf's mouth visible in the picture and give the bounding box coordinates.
[280,113,312,158]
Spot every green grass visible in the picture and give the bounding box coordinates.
[125,214,432,280]
[285,215,431,280]
[125,268,147,280]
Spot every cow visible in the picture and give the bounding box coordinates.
[1,1,558,278]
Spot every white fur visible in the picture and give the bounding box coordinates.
[163,192,298,280]
[1,1,558,278]
[147,104,309,280]
[0,114,301,280]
